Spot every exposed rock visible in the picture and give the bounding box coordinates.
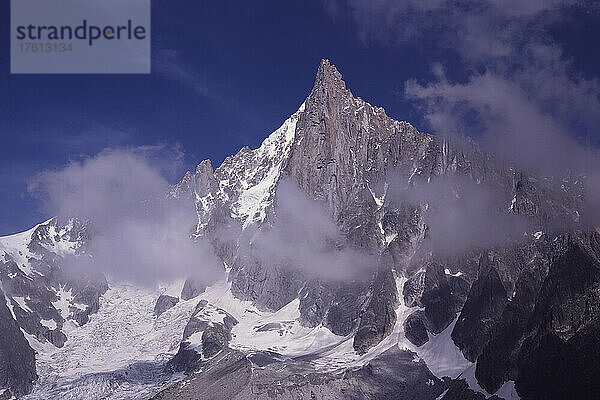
[153,294,179,316]
[474,253,549,392]
[157,59,599,399]
[440,379,493,400]
[154,349,252,400]
[181,276,207,300]
[229,247,303,312]
[0,286,37,396]
[0,217,109,395]
[298,279,334,328]
[403,268,427,308]
[69,272,109,326]
[348,347,447,400]
[155,347,448,400]
[514,234,600,400]
[404,310,429,347]
[354,268,397,354]
[452,256,509,361]
[170,60,587,367]
[6,59,590,399]
[169,300,238,372]
[324,281,367,336]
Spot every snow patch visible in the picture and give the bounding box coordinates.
[193,302,228,326]
[367,182,387,209]
[22,329,57,355]
[41,319,58,330]
[186,331,204,354]
[496,380,520,400]
[41,223,81,256]
[0,218,83,278]
[417,317,471,378]
[52,286,74,319]
[385,232,398,245]
[4,294,16,320]
[444,268,463,277]
[13,296,32,313]
[0,224,38,276]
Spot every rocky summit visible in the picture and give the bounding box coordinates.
[1,60,598,400]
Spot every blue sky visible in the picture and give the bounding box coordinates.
[1,0,599,234]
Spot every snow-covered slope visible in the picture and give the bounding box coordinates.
[22,283,198,400]
[0,218,108,397]
[0,218,103,337]
[192,275,347,359]
[0,218,81,277]
[172,102,306,233]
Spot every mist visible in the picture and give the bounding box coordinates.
[247,179,378,281]
[387,174,533,257]
[28,147,223,286]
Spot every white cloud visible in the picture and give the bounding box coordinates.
[28,147,223,285]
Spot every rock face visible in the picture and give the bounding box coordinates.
[154,349,252,400]
[452,256,510,362]
[166,59,598,399]
[476,232,600,399]
[353,268,398,354]
[404,310,429,347]
[0,285,37,396]
[154,347,448,400]
[169,300,238,372]
[181,277,207,301]
[153,294,179,316]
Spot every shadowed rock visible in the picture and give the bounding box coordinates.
[153,294,179,316]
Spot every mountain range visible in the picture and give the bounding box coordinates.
[1,60,598,400]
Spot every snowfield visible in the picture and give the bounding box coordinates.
[19,272,518,399]
[197,277,349,359]
[22,283,197,400]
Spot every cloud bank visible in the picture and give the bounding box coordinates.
[28,147,223,285]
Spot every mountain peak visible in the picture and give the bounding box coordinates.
[312,59,348,94]
[196,159,214,176]
[317,58,338,75]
